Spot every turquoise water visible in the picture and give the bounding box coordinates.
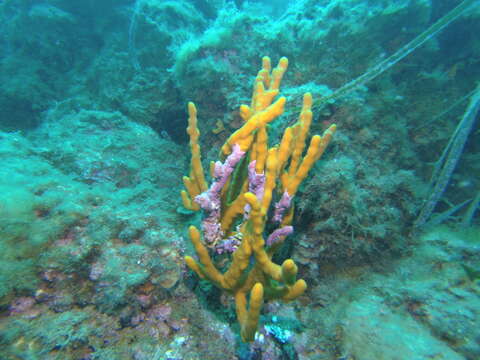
[0,0,479,359]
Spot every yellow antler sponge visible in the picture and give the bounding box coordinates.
[181,57,335,341]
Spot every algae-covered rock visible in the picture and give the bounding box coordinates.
[342,295,464,360]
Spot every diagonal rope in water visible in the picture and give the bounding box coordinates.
[312,0,478,111]
[128,0,143,71]
[414,83,480,229]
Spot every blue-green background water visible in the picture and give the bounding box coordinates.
[0,0,479,359]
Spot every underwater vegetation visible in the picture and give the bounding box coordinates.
[0,0,479,359]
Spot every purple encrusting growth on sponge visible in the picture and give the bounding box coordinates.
[247,160,266,202]
[244,159,266,218]
[273,191,292,223]
[215,236,241,254]
[195,144,246,245]
[266,225,294,246]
